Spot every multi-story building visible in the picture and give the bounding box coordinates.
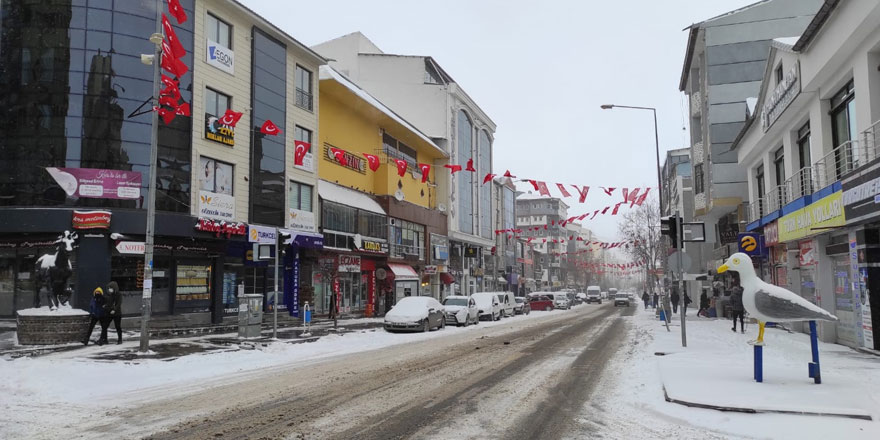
[312,32,496,296]
[679,0,823,286]
[0,0,325,325]
[316,65,448,315]
[515,193,569,290]
[734,0,880,349]
[489,177,517,292]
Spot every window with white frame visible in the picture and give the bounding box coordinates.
[206,13,232,48]
[288,181,313,212]
[205,88,230,117]
[390,219,425,260]
[295,65,313,111]
[199,157,233,195]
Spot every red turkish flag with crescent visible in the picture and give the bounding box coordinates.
[503,170,515,178]
[573,185,590,203]
[444,164,462,174]
[260,119,281,136]
[394,159,408,177]
[418,163,431,183]
[363,153,380,171]
[160,83,181,101]
[161,14,186,59]
[158,107,176,125]
[556,183,571,198]
[329,147,347,166]
[294,141,311,166]
[166,0,188,24]
[219,109,243,127]
[535,181,551,197]
[160,74,178,90]
[465,158,476,172]
[174,102,190,117]
[158,95,177,108]
[161,51,188,78]
[482,173,496,184]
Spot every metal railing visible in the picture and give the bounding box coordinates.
[390,243,424,260]
[295,89,313,110]
[748,198,764,223]
[861,119,880,165]
[785,166,813,201]
[765,184,788,212]
[813,139,857,190]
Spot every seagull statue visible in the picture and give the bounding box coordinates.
[717,252,837,345]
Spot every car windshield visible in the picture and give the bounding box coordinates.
[515,298,524,303]
[496,294,505,301]
[443,298,467,306]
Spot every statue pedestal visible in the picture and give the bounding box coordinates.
[16,307,90,345]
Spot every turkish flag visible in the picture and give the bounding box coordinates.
[601,206,610,215]
[161,14,186,59]
[527,180,540,192]
[572,185,590,203]
[444,164,462,174]
[160,74,178,89]
[158,107,176,125]
[633,188,650,206]
[166,0,188,24]
[161,51,188,78]
[260,119,281,136]
[329,147,347,166]
[612,202,623,215]
[503,170,515,178]
[601,187,616,196]
[160,83,181,101]
[394,159,408,177]
[158,95,178,108]
[482,173,496,184]
[294,141,311,166]
[174,102,191,117]
[219,109,243,127]
[418,163,431,183]
[535,181,551,197]
[556,183,571,198]
[465,158,476,172]
[363,153,380,172]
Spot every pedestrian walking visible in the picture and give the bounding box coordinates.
[683,293,692,315]
[329,289,337,320]
[652,292,658,309]
[730,279,746,333]
[83,287,108,346]
[670,290,680,314]
[641,291,650,310]
[103,281,123,344]
[697,292,709,317]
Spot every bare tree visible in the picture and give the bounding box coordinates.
[617,194,666,294]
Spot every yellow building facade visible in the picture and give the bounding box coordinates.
[317,66,446,206]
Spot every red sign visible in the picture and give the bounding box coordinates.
[764,221,779,246]
[72,210,111,229]
[194,218,247,238]
[799,240,817,266]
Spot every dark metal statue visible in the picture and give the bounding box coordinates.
[34,231,77,310]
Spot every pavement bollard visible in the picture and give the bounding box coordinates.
[754,345,763,383]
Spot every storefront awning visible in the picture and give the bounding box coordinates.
[387,263,419,280]
[283,230,324,249]
[318,180,386,215]
[440,272,455,285]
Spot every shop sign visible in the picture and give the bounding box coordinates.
[778,191,845,242]
[464,247,477,258]
[72,210,111,229]
[764,221,779,246]
[842,164,880,224]
[357,238,388,254]
[115,241,145,254]
[206,38,234,74]
[424,265,438,275]
[338,254,361,272]
[861,267,874,349]
[288,208,316,233]
[737,232,764,257]
[761,62,800,132]
[195,218,247,238]
[46,167,141,200]
[205,113,235,146]
[433,245,449,260]
[324,144,366,174]
[198,190,235,221]
[471,267,485,277]
[248,224,277,244]
[799,240,817,266]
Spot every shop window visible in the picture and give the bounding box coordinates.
[382,131,417,168]
[358,210,388,239]
[0,250,14,317]
[322,201,357,234]
[199,156,233,195]
[390,219,425,260]
[175,261,212,312]
[111,255,171,315]
[222,262,243,314]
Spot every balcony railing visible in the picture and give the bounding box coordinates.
[295,88,313,111]
[390,243,424,260]
[784,166,813,201]
[748,198,764,223]
[813,139,857,190]
[765,184,788,213]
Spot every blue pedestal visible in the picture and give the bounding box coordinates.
[808,320,821,384]
[659,310,666,321]
[754,345,763,383]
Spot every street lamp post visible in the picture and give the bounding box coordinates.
[138,7,165,353]
[601,104,687,346]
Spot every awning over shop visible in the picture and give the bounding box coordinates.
[283,230,324,249]
[440,272,455,285]
[387,263,419,280]
[317,180,386,215]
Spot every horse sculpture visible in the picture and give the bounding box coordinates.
[34,231,77,310]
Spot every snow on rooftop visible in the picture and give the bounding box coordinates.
[319,66,445,158]
[773,36,801,47]
[516,191,547,201]
[318,180,385,215]
[746,97,758,116]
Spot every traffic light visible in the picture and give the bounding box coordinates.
[277,231,292,257]
[660,215,680,248]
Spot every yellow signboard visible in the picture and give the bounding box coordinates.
[778,191,845,242]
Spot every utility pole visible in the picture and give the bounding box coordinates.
[676,212,687,347]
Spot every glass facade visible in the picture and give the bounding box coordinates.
[456,110,473,234]
[249,28,286,226]
[478,130,492,238]
[0,0,194,211]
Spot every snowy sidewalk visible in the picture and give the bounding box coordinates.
[594,308,880,439]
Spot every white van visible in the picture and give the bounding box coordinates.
[471,292,502,321]
[491,291,517,317]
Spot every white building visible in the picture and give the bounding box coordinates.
[312,32,496,295]
[733,0,880,349]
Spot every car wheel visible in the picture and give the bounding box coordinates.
[423,319,430,332]
[495,312,500,321]
[545,306,551,312]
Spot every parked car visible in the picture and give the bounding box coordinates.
[513,297,531,315]
[601,291,608,300]
[528,295,554,311]
[384,296,446,332]
[442,295,479,327]
[552,294,571,310]
[472,292,502,321]
[614,293,631,307]
[575,292,587,305]
[586,286,602,304]
[492,291,517,317]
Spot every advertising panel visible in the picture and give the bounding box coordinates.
[46,167,141,200]
[778,191,845,242]
[206,39,234,74]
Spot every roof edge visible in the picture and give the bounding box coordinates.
[792,0,840,52]
[679,26,700,92]
[228,0,327,65]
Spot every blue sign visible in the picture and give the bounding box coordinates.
[737,232,764,257]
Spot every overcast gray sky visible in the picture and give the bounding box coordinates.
[242,0,755,241]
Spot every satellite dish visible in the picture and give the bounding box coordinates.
[437,203,447,212]
[394,189,405,201]
[376,268,387,280]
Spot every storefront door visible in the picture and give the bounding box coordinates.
[833,255,858,346]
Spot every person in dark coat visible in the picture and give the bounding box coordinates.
[683,293,692,315]
[730,282,745,333]
[641,291,650,310]
[103,281,123,344]
[83,287,108,346]
[697,292,710,317]
[652,292,659,309]
[328,290,337,319]
[670,290,680,314]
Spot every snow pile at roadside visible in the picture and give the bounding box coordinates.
[592,309,880,439]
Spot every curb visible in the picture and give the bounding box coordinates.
[662,386,873,421]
